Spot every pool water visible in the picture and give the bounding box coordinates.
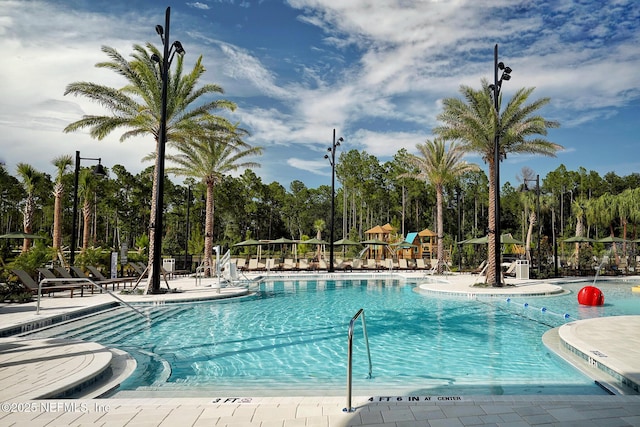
[101,278,640,396]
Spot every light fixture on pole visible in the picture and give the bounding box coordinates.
[324,129,343,273]
[70,150,106,267]
[149,6,185,294]
[524,174,541,278]
[488,44,512,287]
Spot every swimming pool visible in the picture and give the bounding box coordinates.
[34,277,640,396]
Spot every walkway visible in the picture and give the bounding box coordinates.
[0,272,639,426]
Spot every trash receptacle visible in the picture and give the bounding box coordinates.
[515,259,529,279]
[163,258,175,272]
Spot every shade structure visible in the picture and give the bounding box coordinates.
[360,238,388,260]
[390,241,418,249]
[563,236,595,243]
[302,238,328,245]
[233,239,262,246]
[360,238,388,245]
[333,238,361,246]
[596,236,626,243]
[462,234,524,245]
[233,238,265,259]
[268,237,297,244]
[0,232,45,239]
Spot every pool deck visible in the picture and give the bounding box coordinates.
[1,271,639,426]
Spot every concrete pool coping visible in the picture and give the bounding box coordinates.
[0,271,639,426]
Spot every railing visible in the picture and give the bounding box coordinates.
[36,278,148,320]
[343,308,372,413]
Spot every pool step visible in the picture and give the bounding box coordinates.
[23,305,189,344]
[81,306,190,344]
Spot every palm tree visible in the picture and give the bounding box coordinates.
[400,139,478,274]
[164,124,262,276]
[78,169,99,252]
[15,163,44,253]
[63,43,236,287]
[51,155,73,253]
[313,219,326,261]
[435,79,561,284]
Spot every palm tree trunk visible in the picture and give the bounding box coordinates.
[82,200,91,251]
[146,140,160,291]
[22,197,34,253]
[526,211,535,262]
[52,184,63,249]
[487,161,498,285]
[204,182,215,277]
[436,186,445,274]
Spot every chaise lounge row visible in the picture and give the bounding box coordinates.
[231,257,433,272]
[10,265,142,298]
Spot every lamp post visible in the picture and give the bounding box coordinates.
[324,129,343,273]
[524,174,541,277]
[70,150,106,267]
[489,44,512,287]
[149,7,185,294]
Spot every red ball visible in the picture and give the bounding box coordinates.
[577,286,604,306]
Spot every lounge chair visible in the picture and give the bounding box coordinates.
[247,258,264,271]
[504,261,517,277]
[265,258,280,271]
[282,258,296,270]
[351,259,363,270]
[363,259,378,270]
[131,262,149,277]
[415,259,429,270]
[12,269,84,298]
[297,259,309,270]
[236,258,247,271]
[38,267,94,293]
[470,260,487,275]
[334,259,352,272]
[75,266,134,290]
[398,258,412,270]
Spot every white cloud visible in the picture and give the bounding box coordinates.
[187,2,210,10]
[286,158,329,176]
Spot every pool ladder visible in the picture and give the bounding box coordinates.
[344,308,372,413]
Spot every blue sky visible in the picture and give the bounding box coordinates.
[1,0,639,189]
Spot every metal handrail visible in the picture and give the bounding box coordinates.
[36,278,148,320]
[344,308,372,413]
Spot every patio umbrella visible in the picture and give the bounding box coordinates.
[563,236,595,243]
[303,238,328,245]
[268,237,297,259]
[332,238,361,257]
[269,237,297,244]
[360,238,388,245]
[333,238,361,246]
[596,236,626,243]
[233,238,264,259]
[302,238,327,260]
[462,235,524,245]
[390,241,418,249]
[0,232,46,239]
[360,238,388,259]
[233,239,261,246]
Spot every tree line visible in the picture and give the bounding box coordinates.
[3,153,640,275]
